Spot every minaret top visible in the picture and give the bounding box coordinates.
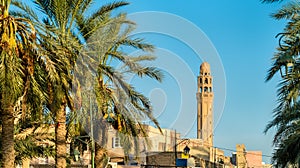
[200,62,211,75]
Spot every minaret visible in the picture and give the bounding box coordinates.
[196,62,214,146]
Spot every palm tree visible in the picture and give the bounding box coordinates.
[13,0,83,166]
[265,0,300,166]
[0,0,47,167]
[66,1,162,167]
[73,5,163,167]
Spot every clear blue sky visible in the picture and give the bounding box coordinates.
[21,0,287,164]
[102,0,286,163]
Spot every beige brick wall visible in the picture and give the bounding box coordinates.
[246,151,262,168]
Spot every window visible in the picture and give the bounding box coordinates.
[112,137,121,148]
[205,78,208,84]
[158,142,166,151]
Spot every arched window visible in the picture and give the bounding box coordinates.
[210,87,212,92]
[210,79,212,84]
[200,78,203,84]
[205,78,208,84]
[204,87,208,92]
[200,87,203,93]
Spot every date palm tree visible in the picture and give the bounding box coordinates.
[75,13,162,167]
[14,1,86,167]
[0,0,47,167]
[264,0,300,166]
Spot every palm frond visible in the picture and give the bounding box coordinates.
[261,0,284,3]
[11,0,39,22]
[85,1,129,25]
[272,2,300,20]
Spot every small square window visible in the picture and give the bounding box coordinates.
[112,137,122,148]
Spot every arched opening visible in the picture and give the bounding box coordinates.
[200,78,203,84]
[200,87,203,93]
[209,87,212,92]
[204,87,208,92]
[205,78,208,84]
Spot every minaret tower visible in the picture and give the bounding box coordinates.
[196,62,214,146]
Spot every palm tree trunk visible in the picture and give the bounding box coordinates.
[55,100,67,168]
[22,158,31,168]
[95,144,108,168]
[94,119,108,168]
[1,105,15,168]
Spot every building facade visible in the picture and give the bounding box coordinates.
[246,151,263,168]
[236,144,247,168]
[106,124,179,165]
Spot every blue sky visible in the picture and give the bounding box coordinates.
[103,0,287,163]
